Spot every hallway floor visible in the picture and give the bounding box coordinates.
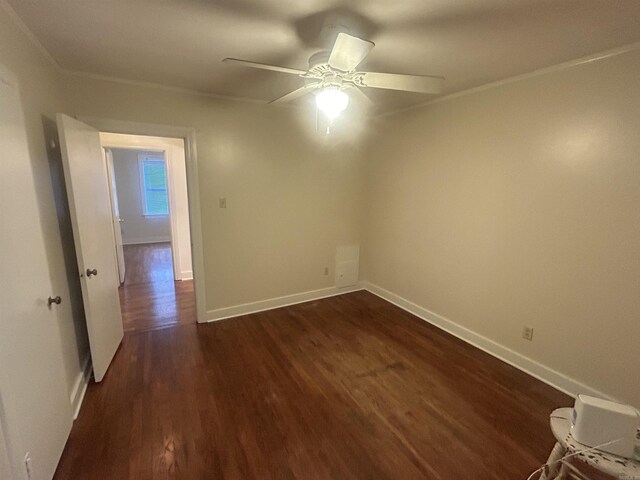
[119,242,195,333]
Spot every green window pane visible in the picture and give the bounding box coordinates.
[142,159,169,215]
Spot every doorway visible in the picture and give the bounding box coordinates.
[56,115,205,381]
[101,134,196,333]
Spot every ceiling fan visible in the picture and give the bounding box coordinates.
[223,32,444,121]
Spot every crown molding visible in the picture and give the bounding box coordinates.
[1,0,63,73]
[378,41,640,118]
[5,0,640,117]
[61,68,277,106]
[1,0,297,108]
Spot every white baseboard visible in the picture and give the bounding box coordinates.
[205,280,612,402]
[179,270,193,280]
[363,281,614,402]
[207,283,365,322]
[69,356,92,420]
[122,238,171,245]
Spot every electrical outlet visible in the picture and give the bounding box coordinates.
[218,197,227,209]
[323,267,329,276]
[522,326,534,341]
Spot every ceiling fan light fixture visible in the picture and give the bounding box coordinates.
[315,87,349,121]
[224,32,445,114]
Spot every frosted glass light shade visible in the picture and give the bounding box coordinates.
[315,88,349,121]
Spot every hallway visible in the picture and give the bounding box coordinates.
[119,242,195,333]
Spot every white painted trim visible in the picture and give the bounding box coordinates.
[84,118,206,323]
[69,356,92,420]
[122,238,171,246]
[363,282,616,401]
[63,69,281,107]
[207,284,365,322]
[180,270,193,280]
[163,145,183,281]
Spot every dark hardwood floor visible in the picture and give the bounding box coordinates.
[119,242,195,333]
[54,290,569,480]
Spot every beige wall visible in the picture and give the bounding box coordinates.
[62,76,367,312]
[111,148,172,245]
[364,49,640,407]
[0,7,89,402]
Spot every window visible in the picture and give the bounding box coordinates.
[138,155,169,216]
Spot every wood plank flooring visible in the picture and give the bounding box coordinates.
[54,291,569,480]
[119,242,195,333]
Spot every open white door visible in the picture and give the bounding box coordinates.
[0,64,72,480]
[57,114,124,382]
[104,148,126,284]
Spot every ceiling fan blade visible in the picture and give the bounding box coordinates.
[328,33,374,72]
[358,71,444,94]
[222,58,306,76]
[269,83,321,104]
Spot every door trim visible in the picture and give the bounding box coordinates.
[78,117,206,323]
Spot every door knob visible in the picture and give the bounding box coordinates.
[48,296,62,306]
[86,268,98,277]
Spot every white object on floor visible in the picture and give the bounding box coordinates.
[539,407,640,480]
[571,394,640,459]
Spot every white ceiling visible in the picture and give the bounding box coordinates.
[7,0,640,112]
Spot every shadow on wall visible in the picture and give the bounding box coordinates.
[41,115,89,364]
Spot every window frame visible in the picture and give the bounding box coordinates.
[137,153,170,217]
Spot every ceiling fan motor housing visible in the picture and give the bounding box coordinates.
[308,51,331,70]
[306,52,353,90]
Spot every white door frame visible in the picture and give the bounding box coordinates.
[80,117,206,323]
[103,147,126,285]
